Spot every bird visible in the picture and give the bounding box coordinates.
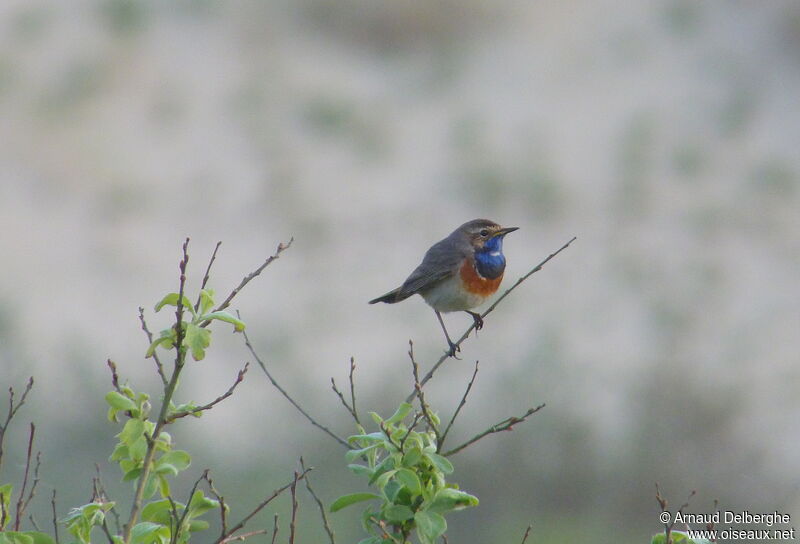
[369,219,518,357]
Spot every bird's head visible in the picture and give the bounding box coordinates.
[458,219,519,253]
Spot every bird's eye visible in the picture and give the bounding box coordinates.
[479,229,490,237]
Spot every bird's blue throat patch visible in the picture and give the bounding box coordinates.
[474,235,506,279]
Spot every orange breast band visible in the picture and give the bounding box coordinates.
[459,259,503,297]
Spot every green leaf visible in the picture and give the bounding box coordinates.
[425,452,454,474]
[0,483,13,528]
[118,418,145,446]
[141,499,173,523]
[356,538,383,544]
[383,504,414,522]
[345,443,380,462]
[414,511,447,544]
[154,293,195,314]
[428,488,479,513]
[106,391,137,412]
[0,533,35,544]
[186,490,218,518]
[329,492,381,513]
[131,521,170,544]
[200,311,246,332]
[123,468,142,482]
[402,447,423,468]
[396,468,422,495]
[198,289,215,315]
[385,403,413,425]
[157,450,191,472]
[184,323,211,361]
[187,519,210,532]
[19,533,55,544]
[347,464,374,477]
[146,334,174,358]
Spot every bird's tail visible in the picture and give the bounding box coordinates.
[368,288,410,304]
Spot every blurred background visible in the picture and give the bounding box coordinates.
[1,1,798,542]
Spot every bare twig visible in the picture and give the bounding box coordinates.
[220,529,269,543]
[520,525,533,543]
[203,472,229,540]
[289,471,299,544]
[167,363,249,422]
[408,342,441,447]
[439,360,479,449]
[442,404,545,457]
[196,241,223,313]
[28,514,40,531]
[51,489,60,544]
[21,451,41,515]
[216,468,311,543]
[0,377,35,472]
[270,514,279,544]
[140,307,168,386]
[407,236,577,402]
[203,239,293,327]
[348,357,358,424]
[93,464,121,534]
[655,484,696,544]
[14,423,36,530]
[244,328,349,448]
[299,458,335,544]
[331,380,357,426]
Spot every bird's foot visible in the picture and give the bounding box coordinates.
[447,341,462,359]
[467,311,484,331]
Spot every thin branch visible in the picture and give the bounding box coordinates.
[51,489,60,544]
[289,471,299,544]
[21,451,42,514]
[348,357,358,424]
[203,472,229,541]
[408,341,441,448]
[140,308,168,386]
[520,525,533,543]
[270,514,279,544]
[331,379,358,426]
[28,514,40,531]
[196,241,223,313]
[442,404,545,457]
[167,363,249,422]
[123,238,191,544]
[93,464,121,534]
[299,458,335,544]
[408,236,577,401]
[0,377,34,472]
[655,484,696,544]
[216,468,311,543]
[14,422,36,530]
[202,239,293,327]
[439,360,479,450]
[220,529,269,543]
[244,328,349,448]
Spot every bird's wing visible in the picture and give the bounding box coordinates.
[398,238,466,296]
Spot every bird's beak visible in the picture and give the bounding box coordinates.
[494,226,519,237]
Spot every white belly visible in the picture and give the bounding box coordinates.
[420,278,486,312]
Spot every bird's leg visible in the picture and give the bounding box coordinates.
[435,310,461,359]
[466,311,484,331]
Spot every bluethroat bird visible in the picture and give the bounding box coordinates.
[369,219,518,357]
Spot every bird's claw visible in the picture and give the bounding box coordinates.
[468,311,484,331]
[447,341,461,359]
